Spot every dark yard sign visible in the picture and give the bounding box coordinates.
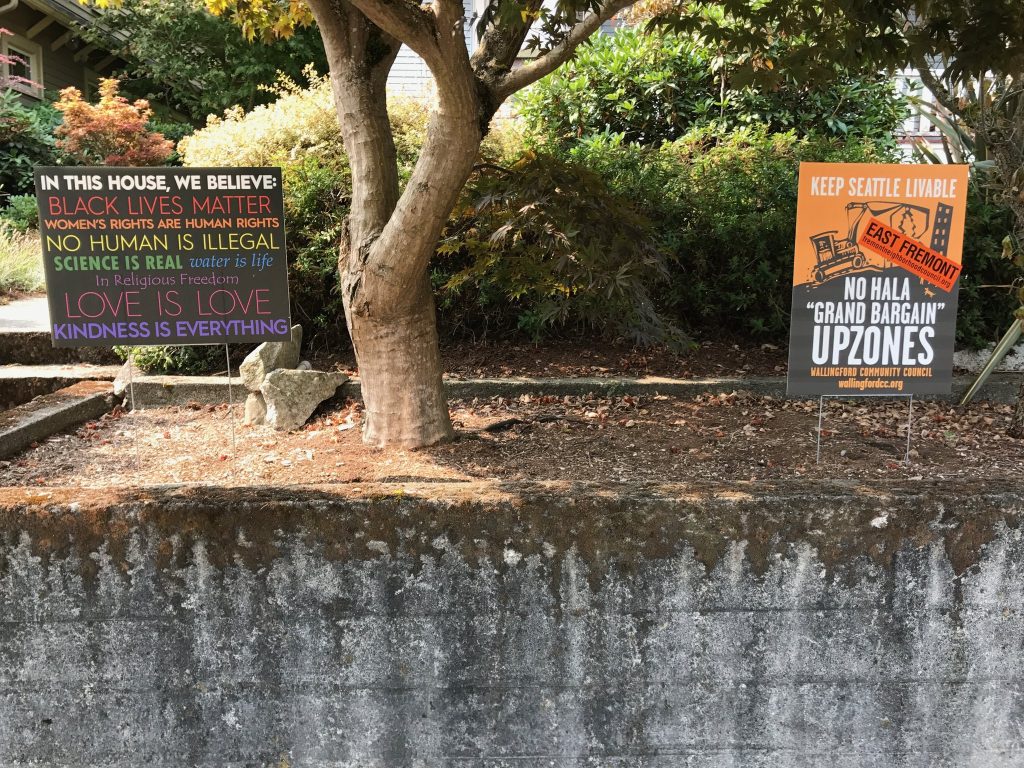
[34,167,291,347]
[787,163,969,396]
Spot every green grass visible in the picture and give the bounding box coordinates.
[0,224,44,297]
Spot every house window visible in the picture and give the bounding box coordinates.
[84,68,100,100]
[2,34,44,99]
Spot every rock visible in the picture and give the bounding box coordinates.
[297,360,312,371]
[243,393,267,425]
[112,359,133,398]
[260,369,348,431]
[239,324,303,391]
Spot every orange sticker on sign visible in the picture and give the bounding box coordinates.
[858,217,961,292]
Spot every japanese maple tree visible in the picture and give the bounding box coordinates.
[54,78,173,166]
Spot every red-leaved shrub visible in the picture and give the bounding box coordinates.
[54,78,173,166]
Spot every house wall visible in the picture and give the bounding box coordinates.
[1,2,95,97]
[387,0,479,97]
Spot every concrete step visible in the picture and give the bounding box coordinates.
[0,380,115,460]
[0,295,119,366]
[0,330,120,366]
[0,364,122,410]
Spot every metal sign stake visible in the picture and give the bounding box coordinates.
[225,343,236,462]
[126,347,141,468]
[816,396,825,464]
[816,394,915,465]
[905,395,914,465]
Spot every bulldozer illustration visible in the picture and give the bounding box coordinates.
[808,201,934,284]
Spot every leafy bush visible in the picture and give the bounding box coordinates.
[0,195,39,231]
[436,152,680,345]
[956,185,1022,348]
[114,344,226,375]
[0,92,61,199]
[280,153,351,343]
[562,127,1016,346]
[516,29,717,146]
[480,118,529,166]
[147,118,195,165]
[516,28,907,149]
[178,70,341,168]
[0,224,43,296]
[564,127,901,340]
[732,68,907,146]
[54,79,174,166]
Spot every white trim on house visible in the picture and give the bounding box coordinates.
[2,30,44,98]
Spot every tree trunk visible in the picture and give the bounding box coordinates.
[347,274,452,447]
[342,104,482,447]
[309,0,487,447]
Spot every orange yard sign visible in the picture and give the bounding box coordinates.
[788,163,969,396]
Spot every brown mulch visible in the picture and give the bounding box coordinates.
[1,392,1021,489]
[310,338,789,380]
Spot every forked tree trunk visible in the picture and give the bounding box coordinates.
[341,104,483,447]
[320,17,483,445]
[330,69,456,448]
[308,0,507,447]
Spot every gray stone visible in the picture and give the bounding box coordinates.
[239,324,303,391]
[243,392,267,425]
[297,360,312,371]
[260,369,348,430]
[112,359,134,398]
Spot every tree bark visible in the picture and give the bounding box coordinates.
[347,273,453,447]
[308,0,616,447]
[310,0,485,447]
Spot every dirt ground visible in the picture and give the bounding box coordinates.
[311,336,1001,381]
[309,338,789,379]
[2,392,1021,488]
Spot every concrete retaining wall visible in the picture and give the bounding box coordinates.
[0,481,1022,767]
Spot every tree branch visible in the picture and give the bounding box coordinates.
[908,52,960,116]
[471,0,545,74]
[432,0,467,32]
[493,0,632,101]
[341,0,443,67]
[428,0,476,84]
[306,0,401,85]
[306,0,355,60]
